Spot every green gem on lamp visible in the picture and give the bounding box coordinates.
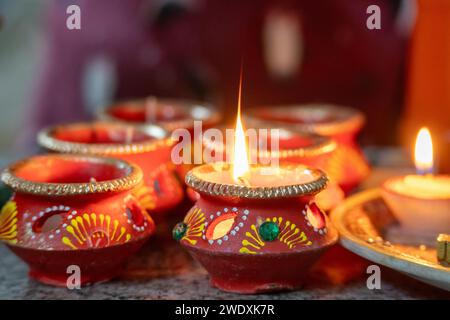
[172,222,188,241]
[258,221,280,241]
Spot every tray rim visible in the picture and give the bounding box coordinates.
[330,188,449,289]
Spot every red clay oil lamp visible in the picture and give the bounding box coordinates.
[382,127,450,235]
[98,97,221,182]
[245,104,370,193]
[37,122,183,219]
[0,154,155,286]
[173,82,338,293]
[99,97,221,133]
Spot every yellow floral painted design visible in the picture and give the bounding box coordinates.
[132,184,156,211]
[62,213,131,250]
[239,217,312,254]
[181,207,205,245]
[0,201,18,244]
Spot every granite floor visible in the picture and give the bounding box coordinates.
[0,235,448,300]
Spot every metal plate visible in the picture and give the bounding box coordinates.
[330,188,450,291]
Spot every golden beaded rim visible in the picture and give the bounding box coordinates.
[245,104,365,136]
[185,163,328,199]
[203,127,336,159]
[37,122,174,155]
[1,155,142,196]
[98,97,221,132]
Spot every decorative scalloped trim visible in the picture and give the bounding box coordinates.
[1,155,142,196]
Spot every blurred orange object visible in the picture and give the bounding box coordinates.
[402,0,450,174]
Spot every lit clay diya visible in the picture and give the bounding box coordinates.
[173,163,338,294]
[245,104,370,193]
[37,122,183,218]
[0,154,155,286]
[201,127,344,211]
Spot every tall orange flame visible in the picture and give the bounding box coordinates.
[232,66,250,182]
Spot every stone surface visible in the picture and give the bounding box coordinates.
[0,237,448,300]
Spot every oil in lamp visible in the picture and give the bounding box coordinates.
[173,78,338,293]
[382,127,450,235]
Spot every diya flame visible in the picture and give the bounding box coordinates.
[233,69,250,182]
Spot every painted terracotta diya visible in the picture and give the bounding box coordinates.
[173,163,338,294]
[201,126,344,210]
[37,122,183,218]
[0,154,155,286]
[245,104,370,193]
[381,128,450,236]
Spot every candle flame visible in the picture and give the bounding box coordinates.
[232,67,250,182]
[414,127,433,174]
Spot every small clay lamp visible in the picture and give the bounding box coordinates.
[37,122,183,217]
[0,154,155,286]
[382,128,450,235]
[175,163,338,293]
[201,126,344,211]
[173,93,338,293]
[99,97,221,183]
[245,104,370,193]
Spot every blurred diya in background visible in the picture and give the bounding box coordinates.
[98,97,221,185]
[0,154,155,286]
[200,126,344,211]
[382,127,450,235]
[37,122,183,219]
[245,104,370,193]
[173,88,338,294]
[98,97,221,133]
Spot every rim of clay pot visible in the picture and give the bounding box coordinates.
[203,126,336,159]
[185,162,328,199]
[98,97,221,132]
[1,154,142,196]
[37,121,173,155]
[245,104,365,136]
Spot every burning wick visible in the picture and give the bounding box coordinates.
[414,127,433,175]
[146,96,157,124]
[232,66,250,183]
